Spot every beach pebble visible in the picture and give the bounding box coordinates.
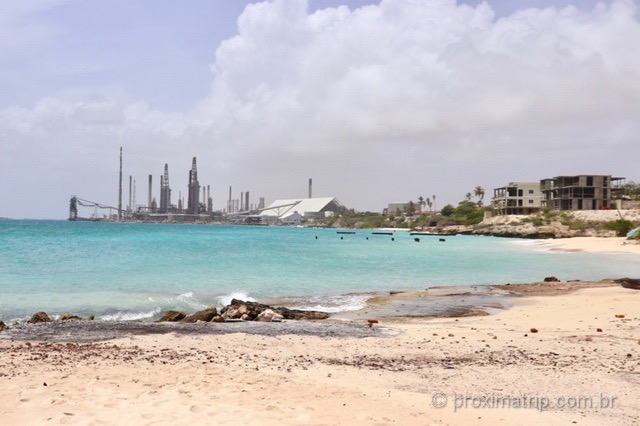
[530,328,539,333]
[597,328,603,332]
[0,320,6,331]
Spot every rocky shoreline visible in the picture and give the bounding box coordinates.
[3,279,635,343]
[415,210,640,239]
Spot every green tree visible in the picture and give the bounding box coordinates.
[621,182,640,200]
[405,201,417,215]
[474,186,485,207]
[440,204,455,216]
[425,198,432,212]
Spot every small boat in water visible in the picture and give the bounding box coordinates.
[615,278,640,290]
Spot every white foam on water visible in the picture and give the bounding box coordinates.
[217,291,255,308]
[290,294,370,313]
[174,292,208,310]
[99,307,161,321]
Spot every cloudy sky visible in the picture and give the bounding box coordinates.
[1,0,638,219]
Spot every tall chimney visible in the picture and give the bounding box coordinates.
[245,191,249,212]
[148,174,152,210]
[128,175,132,213]
[118,147,122,221]
[308,178,312,199]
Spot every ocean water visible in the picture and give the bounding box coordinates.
[0,219,638,322]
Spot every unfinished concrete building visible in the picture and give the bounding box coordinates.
[492,182,543,215]
[540,175,625,211]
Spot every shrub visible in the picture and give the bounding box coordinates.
[604,219,634,237]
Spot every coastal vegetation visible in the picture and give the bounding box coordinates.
[316,191,640,240]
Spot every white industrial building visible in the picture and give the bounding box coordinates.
[259,197,343,223]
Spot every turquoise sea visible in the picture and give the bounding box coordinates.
[1,219,638,322]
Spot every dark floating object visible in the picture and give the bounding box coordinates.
[414,238,420,242]
[372,232,393,235]
[439,238,446,242]
[337,231,356,234]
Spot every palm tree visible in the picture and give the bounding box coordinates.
[465,192,472,201]
[474,186,485,207]
[418,196,425,212]
[425,198,432,212]
[432,195,436,212]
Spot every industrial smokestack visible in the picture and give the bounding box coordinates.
[148,174,152,210]
[118,147,122,221]
[308,178,312,199]
[245,191,249,212]
[129,175,132,213]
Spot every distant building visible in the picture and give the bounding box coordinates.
[541,175,625,211]
[386,203,409,216]
[259,197,343,222]
[492,182,543,215]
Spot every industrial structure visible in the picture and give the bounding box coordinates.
[259,197,344,224]
[69,148,342,224]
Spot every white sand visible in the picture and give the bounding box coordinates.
[536,236,640,254]
[1,285,639,425]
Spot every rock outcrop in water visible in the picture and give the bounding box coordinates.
[158,311,186,322]
[28,312,51,324]
[181,307,218,323]
[221,299,330,321]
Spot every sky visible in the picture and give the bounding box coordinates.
[1,0,639,219]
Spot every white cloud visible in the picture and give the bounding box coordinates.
[2,0,640,218]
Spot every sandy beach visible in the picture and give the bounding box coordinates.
[535,236,640,254]
[1,278,639,425]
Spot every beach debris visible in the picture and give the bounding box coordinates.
[181,308,218,323]
[28,311,51,324]
[0,320,6,331]
[367,319,379,328]
[543,276,560,282]
[86,315,95,321]
[615,314,625,318]
[212,315,225,323]
[530,328,539,333]
[158,310,186,322]
[597,328,603,332]
[58,312,82,321]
